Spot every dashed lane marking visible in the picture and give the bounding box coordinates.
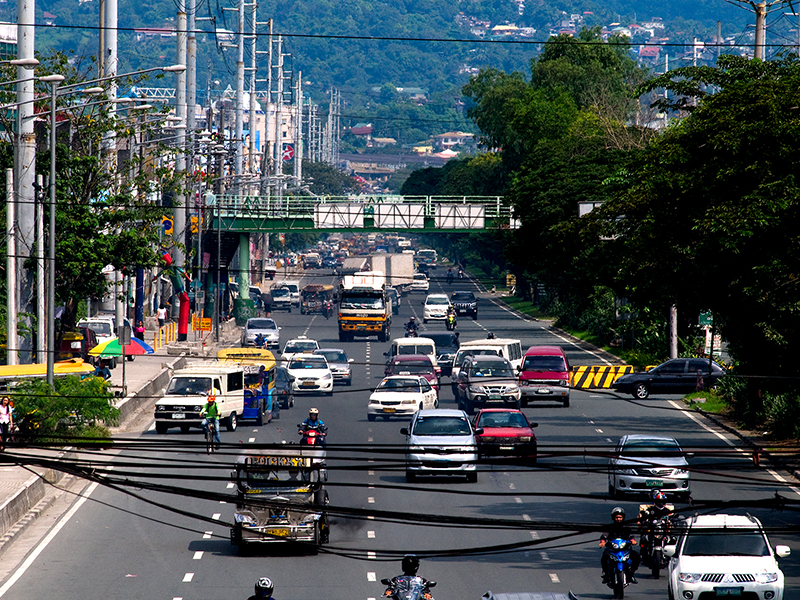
[249,437,256,442]
[530,531,539,540]
[302,316,317,337]
[515,497,523,504]
[193,551,203,560]
[549,574,560,583]
[368,551,377,559]
[367,531,376,538]
[203,531,212,539]
[219,500,226,504]
[606,438,613,443]
[368,437,374,442]
[148,423,155,431]
[182,573,194,582]
[522,514,531,521]
[540,552,549,560]
[368,470,375,476]
[368,497,375,503]
[509,483,516,490]
[595,428,603,433]
[368,485,375,489]
[253,429,258,432]
[367,573,376,582]
[172,597,182,600]
[212,513,221,520]
[367,515,375,520]
[227,482,235,489]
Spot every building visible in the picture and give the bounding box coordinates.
[434,131,474,149]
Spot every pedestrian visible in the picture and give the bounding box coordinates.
[94,359,112,380]
[261,291,273,317]
[0,396,13,451]
[134,320,146,341]
[157,305,167,329]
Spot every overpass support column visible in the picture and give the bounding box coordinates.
[234,232,255,325]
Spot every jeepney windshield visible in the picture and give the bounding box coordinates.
[340,292,385,310]
[166,376,212,395]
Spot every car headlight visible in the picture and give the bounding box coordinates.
[409,445,425,452]
[517,437,532,442]
[754,573,779,584]
[505,385,520,393]
[194,406,203,411]
[456,445,477,453]
[673,469,688,475]
[402,399,417,405]
[618,469,637,475]
[678,573,703,583]
[469,385,485,393]
[559,380,569,387]
[322,373,332,380]
[156,405,166,411]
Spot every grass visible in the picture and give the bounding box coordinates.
[682,391,729,414]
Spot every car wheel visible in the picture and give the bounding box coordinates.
[255,409,263,427]
[406,471,417,483]
[290,395,295,408]
[338,331,346,342]
[326,390,333,397]
[127,355,135,362]
[434,398,439,409]
[633,383,649,399]
[608,480,617,497]
[472,313,477,320]
[563,397,570,408]
[668,585,675,600]
[155,422,168,434]
[226,412,238,432]
[422,318,427,324]
[180,425,190,433]
[288,307,291,313]
[464,398,475,415]
[466,472,478,483]
[368,414,376,422]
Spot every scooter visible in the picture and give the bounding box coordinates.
[640,516,672,579]
[604,538,633,599]
[445,313,457,331]
[298,423,326,446]
[404,325,419,338]
[381,576,436,600]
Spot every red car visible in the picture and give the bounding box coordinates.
[384,354,439,395]
[472,408,538,461]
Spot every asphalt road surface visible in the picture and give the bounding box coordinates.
[1,268,798,600]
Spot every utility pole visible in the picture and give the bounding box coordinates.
[669,306,678,359]
[174,0,188,340]
[257,19,273,197]
[273,36,284,202]
[234,0,245,194]
[247,1,258,178]
[6,169,16,365]
[755,1,767,59]
[294,71,302,185]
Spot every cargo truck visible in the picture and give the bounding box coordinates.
[369,252,415,295]
[338,271,391,342]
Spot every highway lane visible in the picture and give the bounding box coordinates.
[1,266,798,600]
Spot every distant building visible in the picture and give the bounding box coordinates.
[43,12,57,26]
[434,131,474,149]
[370,137,397,148]
[0,23,16,60]
[351,123,373,137]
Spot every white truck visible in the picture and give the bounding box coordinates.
[369,252,415,295]
[338,271,391,342]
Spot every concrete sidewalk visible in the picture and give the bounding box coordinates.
[0,318,243,555]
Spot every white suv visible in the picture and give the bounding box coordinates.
[423,293,450,323]
[665,513,790,600]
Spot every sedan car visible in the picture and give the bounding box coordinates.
[473,408,538,461]
[401,409,481,483]
[286,355,333,396]
[386,287,401,315]
[410,273,429,293]
[422,293,450,323]
[384,354,439,395]
[612,358,726,399]
[314,348,354,386]
[241,317,281,348]
[273,366,295,409]
[368,376,438,421]
[280,336,319,364]
[608,434,691,498]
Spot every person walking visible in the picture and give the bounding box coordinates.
[134,320,146,341]
[261,290,273,317]
[157,305,167,329]
[0,396,13,451]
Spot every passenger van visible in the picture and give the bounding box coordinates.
[154,364,245,434]
[518,345,570,407]
[385,337,440,378]
[277,280,301,306]
[451,338,523,381]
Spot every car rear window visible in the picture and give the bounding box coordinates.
[522,355,567,372]
[378,378,420,392]
[248,319,275,330]
[316,350,347,363]
[452,293,475,301]
[413,416,472,436]
[391,361,433,374]
[398,344,434,356]
[426,296,449,305]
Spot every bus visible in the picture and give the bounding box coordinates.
[216,348,277,426]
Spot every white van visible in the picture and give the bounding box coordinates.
[451,338,523,380]
[276,279,301,306]
[385,336,440,377]
[154,364,245,434]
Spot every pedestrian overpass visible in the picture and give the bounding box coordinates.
[205,194,517,232]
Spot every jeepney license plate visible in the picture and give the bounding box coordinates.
[383,408,396,413]
[267,528,290,537]
[489,394,501,400]
[714,588,742,597]
[646,479,663,487]
[172,413,185,419]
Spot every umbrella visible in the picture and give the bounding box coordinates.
[89,336,155,357]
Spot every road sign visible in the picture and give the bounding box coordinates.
[200,317,212,331]
[699,311,713,326]
[282,143,294,161]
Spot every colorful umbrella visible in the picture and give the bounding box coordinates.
[89,336,155,357]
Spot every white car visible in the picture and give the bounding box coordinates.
[281,336,319,364]
[423,294,450,323]
[608,434,691,499]
[666,513,790,600]
[368,376,438,421]
[287,355,333,396]
[410,273,429,293]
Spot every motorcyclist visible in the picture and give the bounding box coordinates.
[446,268,453,284]
[384,554,434,599]
[247,577,276,600]
[405,316,418,335]
[486,331,496,340]
[199,392,222,449]
[639,490,674,564]
[600,506,639,584]
[254,333,266,349]
[299,408,327,446]
[446,306,457,329]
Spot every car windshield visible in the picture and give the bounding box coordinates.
[452,293,474,301]
[456,349,500,364]
[316,350,347,363]
[522,355,567,371]
[275,369,289,383]
[247,469,314,484]
[413,274,426,281]
[413,416,472,436]
[377,378,421,392]
[398,344,434,356]
[167,377,212,395]
[682,531,769,556]
[289,358,327,369]
[272,287,289,297]
[285,341,317,353]
[248,319,276,331]
[470,365,514,378]
[340,293,385,309]
[84,322,112,336]
[478,412,529,428]
[391,361,433,375]
[426,334,458,349]
[426,297,449,305]
[620,439,681,456]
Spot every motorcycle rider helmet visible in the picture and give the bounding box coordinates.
[409,316,416,322]
[255,577,274,598]
[611,506,625,520]
[309,408,319,417]
[401,554,420,575]
[652,490,667,508]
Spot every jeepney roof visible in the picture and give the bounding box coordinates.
[236,447,327,466]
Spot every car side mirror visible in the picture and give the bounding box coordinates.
[427,581,437,588]
[516,365,521,371]
[383,352,389,357]
[663,545,676,558]
[474,428,484,435]
[530,422,539,428]
[775,545,791,558]
[381,579,391,586]
[685,452,695,458]
[348,358,354,363]
[400,427,409,435]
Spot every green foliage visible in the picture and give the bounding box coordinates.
[301,160,361,196]
[11,375,119,437]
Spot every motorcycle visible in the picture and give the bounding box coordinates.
[445,313,457,331]
[604,538,634,599]
[323,301,333,320]
[298,423,327,446]
[381,576,436,600]
[640,515,672,579]
[404,325,419,338]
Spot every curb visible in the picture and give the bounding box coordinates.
[0,483,59,555]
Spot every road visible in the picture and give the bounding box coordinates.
[1,267,798,600]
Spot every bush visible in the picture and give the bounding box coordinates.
[761,392,800,438]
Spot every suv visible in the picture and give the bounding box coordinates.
[518,346,570,407]
[456,356,521,414]
[401,409,480,483]
[423,293,450,323]
[666,514,790,600]
[451,291,478,319]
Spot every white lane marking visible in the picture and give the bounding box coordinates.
[367,530,376,538]
[367,515,375,520]
[669,400,800,497]
[182,573,194,582]
[368,437,374,442]
[530,531,539,540]
[212,513,221,520]
[148,422,155,431]
[302,316,318,337]
[509,483,516,490]
[0,482,100,598]
[368,497,375,503]
[544,327,613,365]
[595,428,603,433]
[606,438,613,443]
[368,459,374,463]
[588,420,594,424]
[249,437,256,442]
[193,551,203,560]
[368,470,375,476]
[219,500,226,504]
[515,497,523,503]
[253,429,258,432]
[549,574,560,583]
[540,551,549,560]
[368,485,375,489]
[172,597,182,600]
[367,572,376,582]
[203,531,212,539]
[368,551,377,559]
[227,482,235,489]
[522,514,531,521]
[590,395,603,397]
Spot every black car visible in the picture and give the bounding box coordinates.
[612,358,726,399]
[386,287,400,315]
[274,366,295,409]
[424,331,460,377]
[451,291,478,319]
[322,256,338,269]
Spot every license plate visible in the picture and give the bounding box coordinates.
[645,479,663,487]
[172,413,185,419]
[489,394,501,400]
[383,407,396,413]
[301,382,315,387]
[267,528,290,537]
[537,388,552,394]
[499,446,514,450]
[714,588,742,597]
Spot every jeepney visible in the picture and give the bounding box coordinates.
[300,284,336,315]
[230,447,329,550]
